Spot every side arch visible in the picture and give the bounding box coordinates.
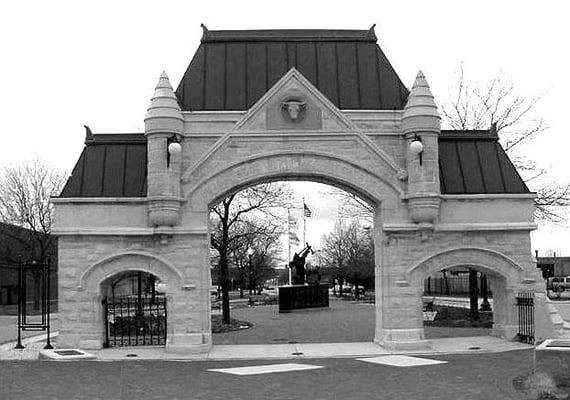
[79,251,185,292]
[407,247,524,286]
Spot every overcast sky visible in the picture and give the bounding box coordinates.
[0,1,568,255]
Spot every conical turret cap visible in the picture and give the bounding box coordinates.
[402,70,440,133]
[145,71,183,134]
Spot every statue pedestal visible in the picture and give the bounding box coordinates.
[278,284,329,313]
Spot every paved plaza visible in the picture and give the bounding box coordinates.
[213,297,490,345]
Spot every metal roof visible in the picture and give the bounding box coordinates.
[59,133,147,198]
[175,26,409,111]
[439,130,529,194]
[59,129,529,198]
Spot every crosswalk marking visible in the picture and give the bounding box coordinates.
[209,363,324,376]
[357,355,447,367]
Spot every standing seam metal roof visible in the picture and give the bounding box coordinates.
[59,134,147,198]
[175,27,409,111]
[439,130,529,194]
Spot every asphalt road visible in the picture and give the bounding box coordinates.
[0,350,542,400]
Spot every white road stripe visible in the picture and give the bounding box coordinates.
[208,363,324,376]
[357,355,447,367]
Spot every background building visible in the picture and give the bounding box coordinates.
[0,222,58,314]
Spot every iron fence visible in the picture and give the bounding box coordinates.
[103,294,167,348]
[516,292,534,345]
[424,275,492,297]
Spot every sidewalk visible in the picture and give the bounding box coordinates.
[0,299,531,362]
[93,336,532,361]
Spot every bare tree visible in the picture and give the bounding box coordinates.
[441,64,570,222]
[210,183,292,324]
[321,187,374,226]
[248,231,282,295]
[318,219,374,298]
[0,159,66,262]
[226,218,282,298]
[318,221,347,296]
[0,159,66,310]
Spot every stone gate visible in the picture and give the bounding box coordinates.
[52,26,548,352]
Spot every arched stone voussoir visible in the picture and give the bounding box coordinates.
[79,251,185,292]
[406,247,525,286]
[184,150,403,208]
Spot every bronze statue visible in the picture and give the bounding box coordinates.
[290,243,313,285]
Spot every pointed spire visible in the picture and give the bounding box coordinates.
[145,71,181,116]
[145,71,183,134]
[403,70,439,119]
[158,70,172,88]
[402,70,440,134]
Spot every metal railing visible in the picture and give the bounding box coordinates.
[516,292,534,345]
[103,294,167,348]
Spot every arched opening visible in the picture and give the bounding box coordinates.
[74,252,184,349]
[422,266,497,339]
[409,248,524,341]
[207,179,379,345]
[100,270,167,348]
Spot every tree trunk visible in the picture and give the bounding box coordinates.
[480,274,491,311]
[469,269,479,321]
[442,270,450,295]
[220,253,230,324]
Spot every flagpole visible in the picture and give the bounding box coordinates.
[287,207,292,285]
[302,197,306,246]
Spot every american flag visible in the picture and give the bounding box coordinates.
[303,203,312,218]
[288,215,298,228]
[289,231,300,245]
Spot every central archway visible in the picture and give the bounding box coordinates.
[182,150,403,345]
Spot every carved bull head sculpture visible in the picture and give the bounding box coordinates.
[281,99,307,122]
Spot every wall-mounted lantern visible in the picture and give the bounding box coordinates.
[167,135,181,167]
[410,135,424,166]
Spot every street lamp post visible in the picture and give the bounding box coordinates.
[247,247,254,295]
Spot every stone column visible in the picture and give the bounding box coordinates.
[373,206,384,343]
[145,71,184,232]
[402,71,441,228]
[378,283,427,350]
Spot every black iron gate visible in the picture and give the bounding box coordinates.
[103,294,167,348]
[516,292,534,345]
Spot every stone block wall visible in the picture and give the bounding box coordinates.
[57,233,212,351]
[375,228,545,346]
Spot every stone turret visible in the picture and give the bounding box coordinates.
[402,71,441,227]
[144,71,184,231]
